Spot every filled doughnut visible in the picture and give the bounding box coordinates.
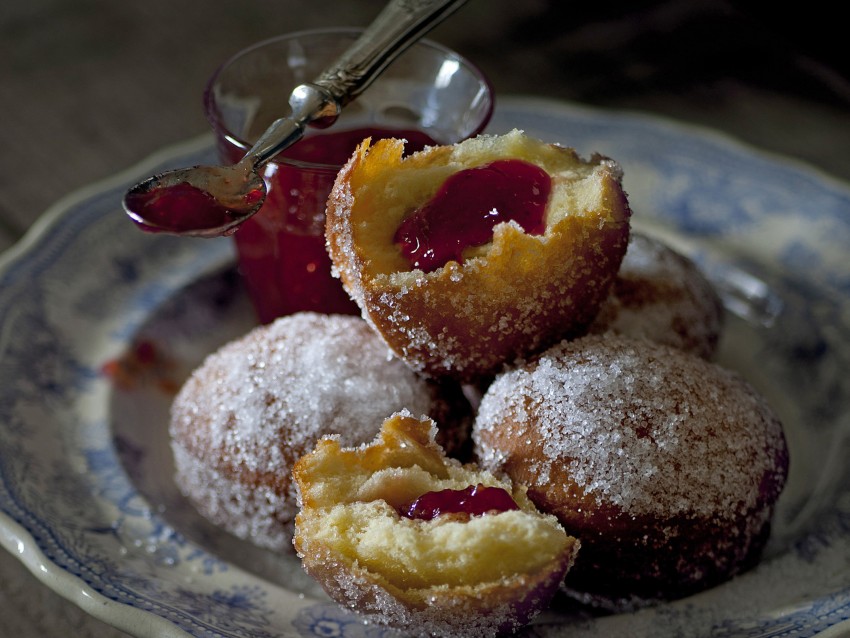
[472,334,789,609]
[293,411,580,637]
[169,312,470,551]
[325,129,631,381]
[589,232,725,358]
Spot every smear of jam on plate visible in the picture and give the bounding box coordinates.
[101,339,180,394]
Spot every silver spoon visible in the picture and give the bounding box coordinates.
[123,0,469,238]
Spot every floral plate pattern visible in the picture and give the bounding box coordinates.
[1,97,849,637]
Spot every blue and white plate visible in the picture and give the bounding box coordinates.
[1,97,849,637]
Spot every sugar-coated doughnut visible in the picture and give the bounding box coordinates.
[472,334,788,609]
[169,312,470,551]
[589,232,724,358]
[293,411,579,637]
[325,129,631,382]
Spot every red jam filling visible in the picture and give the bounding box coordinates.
[394,159,551,272]
[126,181,263,235]
[400,484,520,521]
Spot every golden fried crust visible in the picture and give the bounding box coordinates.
[325,130,631,382]
[292,412,580,637]
[297,541,577,637]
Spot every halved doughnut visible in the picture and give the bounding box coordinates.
[325,129,631,381]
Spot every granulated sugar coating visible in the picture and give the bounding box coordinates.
[169,312,470,551]
[589,232,725,359]
[473,334,789,607]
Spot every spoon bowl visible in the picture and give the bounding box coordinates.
[123,161,266,237]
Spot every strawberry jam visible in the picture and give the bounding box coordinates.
[394,159,551,273]
[282,127,437,164]
[400,484,520,521]
[126,181,261,235]
[224,126,440,323]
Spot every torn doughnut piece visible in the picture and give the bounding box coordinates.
[325,129,631,381]
[293,411,579,637]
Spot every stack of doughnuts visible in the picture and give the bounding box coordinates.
[169,130,789,632]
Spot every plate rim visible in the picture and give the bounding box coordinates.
[500,95,850,192]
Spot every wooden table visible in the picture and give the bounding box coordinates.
[1,1,848,635]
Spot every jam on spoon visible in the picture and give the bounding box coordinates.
[125,177,265,236]
[400,484,520,521]
[394,159,552,272]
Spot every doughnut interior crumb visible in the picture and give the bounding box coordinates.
[340,128,626,281]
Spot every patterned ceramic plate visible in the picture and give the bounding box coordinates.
[1,97,849,638]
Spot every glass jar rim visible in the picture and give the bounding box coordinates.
[203,27,494,170]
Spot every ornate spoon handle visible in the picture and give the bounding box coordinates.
[314,0,469,105]
[247,0,468,167]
